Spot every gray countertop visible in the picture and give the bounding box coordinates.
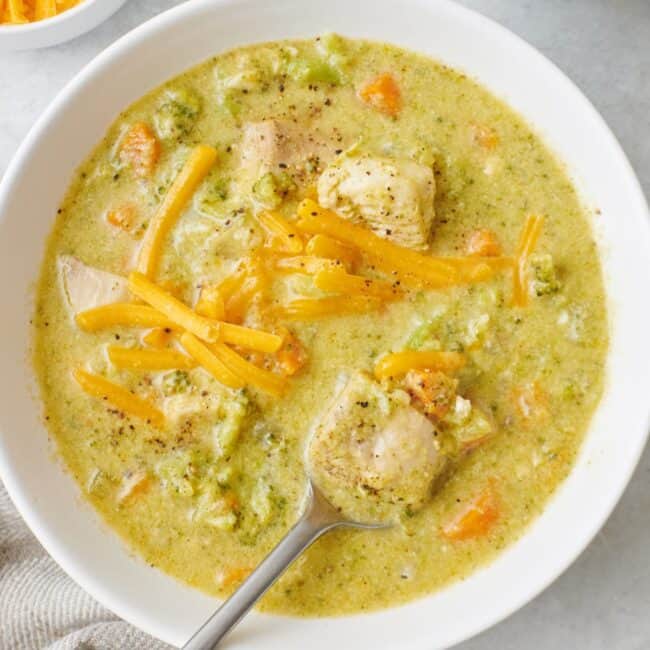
[1,1,648,648]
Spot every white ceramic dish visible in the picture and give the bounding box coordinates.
[0,0,649,648]
[0,0,128,52]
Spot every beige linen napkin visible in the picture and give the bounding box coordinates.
[0,482,172,650]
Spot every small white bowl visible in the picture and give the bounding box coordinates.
[0,0,129,51]
[0,0,649,648]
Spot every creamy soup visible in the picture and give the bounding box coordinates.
[33,35,608,616]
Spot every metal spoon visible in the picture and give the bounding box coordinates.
[182,480,386,650]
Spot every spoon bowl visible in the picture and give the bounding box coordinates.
[183,481,389,650]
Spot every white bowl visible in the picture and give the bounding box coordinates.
[0,0,129,51]
[1,0,649,648]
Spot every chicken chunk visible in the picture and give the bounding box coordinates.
[317,155,436,250]
[308,372,446,523]
[162,375,248,458]
[239,119,343,186]
[58,255,130,314]
[241,120,299,178]
[119,122,160,177]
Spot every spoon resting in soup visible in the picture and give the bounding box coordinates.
[308,371,447,525]
[184,371,449,649]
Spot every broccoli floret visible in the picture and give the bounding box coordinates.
[318,33,350,68]
[406,307,447,350]
[251,171,296,208]
[286,58,341,85]
[213,59,266,117]
[213,394,249,458]
[161,370,191,396]
[211,178,229,201]
[530,253,560,296]
[156,450,198,497]
[407,321,440,350]
[195,177,231,217]
[251,173,277,206]
[218,90,242,117]
[250,480,272,524]
[154,87,203,140]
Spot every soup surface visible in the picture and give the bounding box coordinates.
[33,36,607,616]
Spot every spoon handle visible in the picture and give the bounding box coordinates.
[182,490,340,650]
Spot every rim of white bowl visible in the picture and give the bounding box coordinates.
[0,0,649,647]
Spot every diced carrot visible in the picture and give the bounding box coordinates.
[358,73,402,117]
[275,328,307,377]
[466,229,502,257]
[404,369,458,419]
[442,485,499,541]
[106,204,137,234]
[217,566,252,589]
[120,122,160,178]
[470,123,499,151]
